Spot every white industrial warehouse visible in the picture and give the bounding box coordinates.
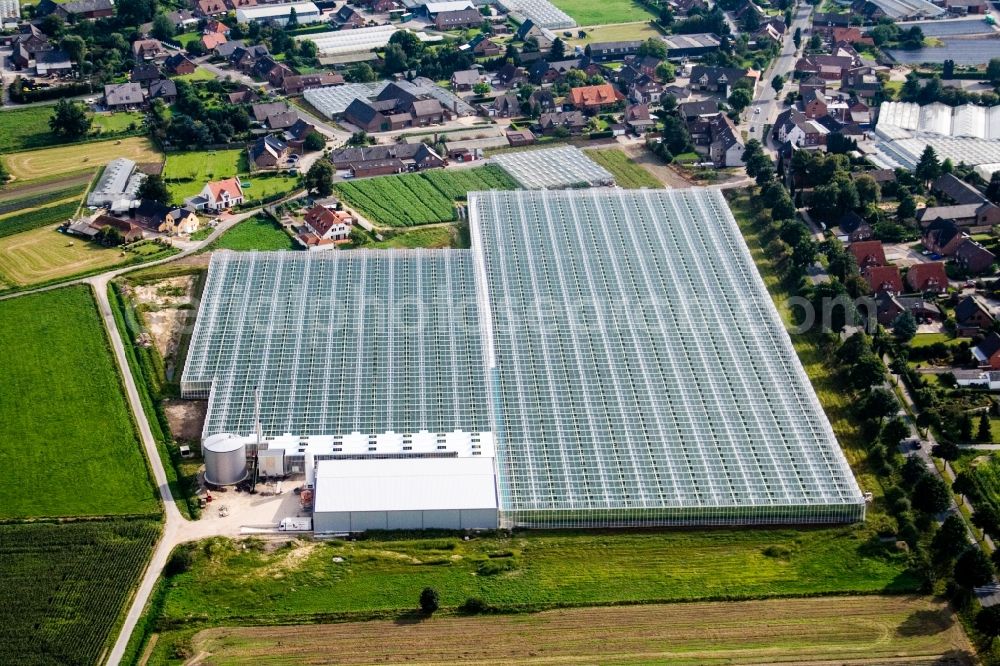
[182,188,865,531]
[236,1,322,25]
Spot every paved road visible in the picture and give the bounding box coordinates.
[746,4,812,145]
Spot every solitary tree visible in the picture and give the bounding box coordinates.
[549,37,565,61]
[346,131,374,147]
[137,174,171,205]
[0,157,8,189]
[771,74,784,93]
[286,6,299,29]
[151,13,175,41]
[979,411,992,442]
[793,26,801,49]
[419,587,440,614]
[943,59,955,79]
[915,145,941,182]
[303,131,326,152]
[977,606,1000,643]
[727,88,753,114]
[49,99,91,139]
[305,161,333,196]
[891,311,917,341]
[988,57,1000,84]
[988,171,1000,204]
[473,81,491,95]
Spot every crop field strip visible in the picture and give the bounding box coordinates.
[0,520,160,666]
[0,286,160,517]
[0,199,82,239]
[189,595,973,665]
[0,170,95,204]
[0,182,88,215]
[334,165,517,227]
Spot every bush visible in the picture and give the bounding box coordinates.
[459,597,489,614]
[164,546,194,576]
[419,587,440,615]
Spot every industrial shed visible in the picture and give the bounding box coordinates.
[312,457,499,532]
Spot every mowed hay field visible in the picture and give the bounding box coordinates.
[0,287,159,518]
[0,224,128,287]
[191,596,973,666]
[550,0,655,24]
[4,137,161,181]
[586,148,662,189]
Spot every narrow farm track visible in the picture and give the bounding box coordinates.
[187,596,973,666]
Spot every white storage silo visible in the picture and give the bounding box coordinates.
[203,433,248,486]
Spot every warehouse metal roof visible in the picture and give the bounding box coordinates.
[313,457,498,513]
[469,188,865,527]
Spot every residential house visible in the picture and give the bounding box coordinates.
[974,332,1000,369]
[528,89,555,114]
[798,75,827,100]
[295,204,353,249]
[148,79,178,104]
[708,114,743,167]
[451,69,483,91]
[515,19,555,50]
[284,118,317,151]
[803,88,828,119]
[623,55,661,78]
[249,135,289,169]
[947,0,987,14]
[794,55,857,81]
[955,239,996,274]
[905,261,948,293]
[132,39,164,62]
[528,58,578,85]
[282,73,345,95]
[486,93,519,118]
[204,19,229,35]
[678,100,719,121]
[131,63,161,87]
[266,111,300,131]
[129,200,200,236]
[568,83,624,113]
[863,265,903,294]
[201,32,228,51]
[774,108,829,147]
[922,218,966,256]
[187,178,245,211]
[215,40,246,59]
[252,102,290,124]
[328,143,446,171]
[538,110,586,135]
[875,293,941,326]
[104,82,146,111]
[79,214,146,242]
[689,65,755,96]
[849,239,886,268]
[841,66,880,104]
[164,54,197,76]
[627,75,663,105]
[11,25,50,65]
[956,295,995,335]
[917,201,1000,229]
[334,5,366,28]
[196,0,227,15]
[435,8,482,30]
[624,103,655,135]
[469,35,501,57]
[493,63,526,87]
[229,45,270,73]
[228,85,259,105]
[837,210,873,242]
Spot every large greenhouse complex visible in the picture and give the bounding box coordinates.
[181,187,865,530]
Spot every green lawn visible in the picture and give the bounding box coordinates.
[207,215,296,251]
[354,225,459,249]
[240,174,301,204]
[172,68,216,83]
[585,148,661,189]
[91,111,145,135]
[909,333,962,348]
[0,286,160,519]
[549,0,655,25]
[174,31,202,47]
[0,106,143,153]
[163,149,247,201]
[141,526,917,662]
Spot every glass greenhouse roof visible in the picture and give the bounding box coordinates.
[492,146,615,190]
[182,250,490,438]
[469,189,865,526]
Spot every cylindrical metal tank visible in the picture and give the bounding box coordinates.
[203,433,248,486]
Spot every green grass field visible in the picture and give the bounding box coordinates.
[140,526,918,661]
[0,287,159,518]
[0,107,144,153]
[163,149,247,201]
[207,215,296,251]
[551,0,656,26]
[356,225,459,249]
[0,520,160,666]
[335,165,518,227]
[172,68,216,83]
[586,148,661,189]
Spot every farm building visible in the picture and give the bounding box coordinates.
[182,188,865,530]
[491,145,614,189]
[235,1,322,25]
